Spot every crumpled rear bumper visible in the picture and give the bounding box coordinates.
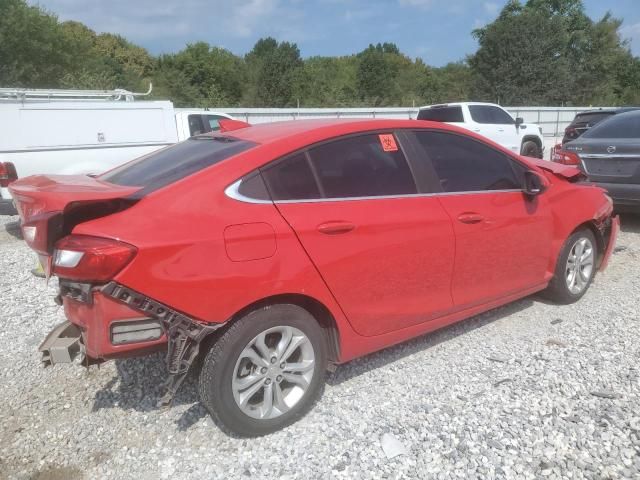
[39,321,82,366]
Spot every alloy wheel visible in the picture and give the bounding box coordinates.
[231,325,315,420]
[565,237,594,294]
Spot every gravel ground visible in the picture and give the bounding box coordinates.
[1,213,640,480]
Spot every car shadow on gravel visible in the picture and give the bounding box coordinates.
[90,298,536,432]
[91,352,208,430]
[619,213,640,234]
[326,297,535,387]
[3,219,22,239]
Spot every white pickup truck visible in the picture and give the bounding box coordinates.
[417,102,544,158]
[0,88,231,213]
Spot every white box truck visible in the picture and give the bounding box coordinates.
[0,86,231,213]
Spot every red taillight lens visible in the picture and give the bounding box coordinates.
[0,162,18,187]
[53,235,137,282]
[551,148,581,166]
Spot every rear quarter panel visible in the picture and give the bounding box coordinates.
[71,155,361,358]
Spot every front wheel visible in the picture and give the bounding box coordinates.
[198,304,327,437]
[543,229,598,304]
[521,140,542,158]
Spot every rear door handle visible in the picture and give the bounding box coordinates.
[457,213,485,224]
[317,221,356,235]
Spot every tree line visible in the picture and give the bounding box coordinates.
[1,0,638,107]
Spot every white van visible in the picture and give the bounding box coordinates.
[0,87,231,212]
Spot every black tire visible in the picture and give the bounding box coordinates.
[543,229,598,304]
[198,304,327,437]
[521,140,542,158]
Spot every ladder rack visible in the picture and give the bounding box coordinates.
[0,83,153,102]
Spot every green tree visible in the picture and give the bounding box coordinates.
[244,37,303,107]
[0,0,73,87]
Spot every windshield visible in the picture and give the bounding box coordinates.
[102,136,256,194]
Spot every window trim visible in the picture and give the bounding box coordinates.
[224,128,533,204]
[259,130,419,203]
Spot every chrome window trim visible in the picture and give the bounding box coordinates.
[273,189,523,204]
[224,179,272,204]
[225,179,524,204]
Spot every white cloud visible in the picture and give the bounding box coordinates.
[621,21,640,52]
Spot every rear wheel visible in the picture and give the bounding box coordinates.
[543,229,597,304]
[521,140,542,158]
[198,304,327,437]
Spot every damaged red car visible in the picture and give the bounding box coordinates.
[10,119,619,436]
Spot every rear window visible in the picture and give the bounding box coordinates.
[418,106,464,123]
[582,112,640,139]
[102,136,256,194]
[573,112,614,126]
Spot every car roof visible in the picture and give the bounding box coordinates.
[221,118,433,145]
[418,102,499,110]
[576,107,640,116]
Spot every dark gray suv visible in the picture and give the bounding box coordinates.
[564,110,640,212]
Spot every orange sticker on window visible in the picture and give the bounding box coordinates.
[379,134,398,152]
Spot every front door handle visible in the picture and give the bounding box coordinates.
[457,213,485,224]
[317,221,356,235]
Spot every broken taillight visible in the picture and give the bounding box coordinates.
[0,162,17,187]
[53,235,137,282]
[21,212,64,255]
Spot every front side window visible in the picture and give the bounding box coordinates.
[469,105,515,125]
[413,131,521,192]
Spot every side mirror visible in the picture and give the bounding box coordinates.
[523,170,547,197]
[515,117,524,128]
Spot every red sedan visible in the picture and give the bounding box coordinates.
[10,119,619,436]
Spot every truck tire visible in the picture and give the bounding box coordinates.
[543,229,597,304]
[521,140,542,158]
[198,304,327,437]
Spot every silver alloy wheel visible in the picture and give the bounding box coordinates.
[231,325,315,420]
[565,237,595,294]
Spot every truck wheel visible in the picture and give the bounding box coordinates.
[198,304,327,437]
[543,229,597,304]
[521,140,542,158]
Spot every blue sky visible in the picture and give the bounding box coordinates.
[31,0,640,66]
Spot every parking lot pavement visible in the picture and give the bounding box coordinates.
[1,214,639,480]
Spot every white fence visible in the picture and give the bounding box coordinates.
[217,106,602,138]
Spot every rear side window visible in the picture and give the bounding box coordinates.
[188,115,205,136]
[308,134,416,198]
[583,112,640,139]
[102,136,255,194]
[418,107,464,123]
[469,105,515,125]
[261,153,321,201]
[413,131,521,192]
